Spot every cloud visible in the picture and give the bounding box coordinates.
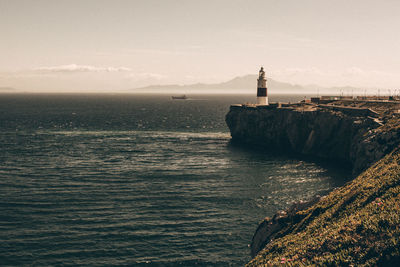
[344,67,364,76]
[126,72,167,80]
[34,64,132,73]
[268,67,400,88]
[342,67,397,79]
[271,67,326,77]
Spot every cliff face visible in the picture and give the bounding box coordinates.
[226,105,400,175]
[226,103,400,266]
[250,196,321,258]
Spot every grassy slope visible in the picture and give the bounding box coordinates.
[248,146,400,266]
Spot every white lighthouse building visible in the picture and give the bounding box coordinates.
[257,67,268,105]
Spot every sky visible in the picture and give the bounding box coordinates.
[0,0,399,93]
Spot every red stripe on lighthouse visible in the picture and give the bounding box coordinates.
[257,88,267,97]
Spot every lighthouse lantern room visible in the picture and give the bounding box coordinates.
[257,67,268,105]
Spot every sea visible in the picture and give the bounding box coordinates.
[0,94,350,266]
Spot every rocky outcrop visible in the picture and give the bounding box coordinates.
[226,105,400,175]
[250,196,321,258]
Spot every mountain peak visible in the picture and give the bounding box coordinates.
[133,75,306,94]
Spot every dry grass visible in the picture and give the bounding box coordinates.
[248,146,400,266]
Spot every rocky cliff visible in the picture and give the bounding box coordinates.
[226,102,400,266]
[226,104,400,175]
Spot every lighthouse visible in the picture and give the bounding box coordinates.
[257,67,268,105]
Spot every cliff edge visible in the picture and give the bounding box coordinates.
[226,101,400,266]
[226,103,400,175]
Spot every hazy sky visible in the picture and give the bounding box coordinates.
[1,0,399,92]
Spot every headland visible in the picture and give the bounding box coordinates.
[226,96,400,265]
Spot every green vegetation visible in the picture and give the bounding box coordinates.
[248,146,400,266]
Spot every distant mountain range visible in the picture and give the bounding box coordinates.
[133,75,361,95]
[0,76,367,95]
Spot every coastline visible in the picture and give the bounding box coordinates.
[226,100,400,265]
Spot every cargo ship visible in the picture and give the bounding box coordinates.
[171,95,188,100]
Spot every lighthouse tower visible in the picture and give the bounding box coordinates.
[257,67,268,105]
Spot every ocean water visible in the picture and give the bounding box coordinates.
[0,94,350,266]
